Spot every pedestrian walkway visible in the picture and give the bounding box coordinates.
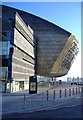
[2,85,82,115]
[5,85,59,94]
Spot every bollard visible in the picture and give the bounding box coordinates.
[60,90,61,98]
[65,89,67,97]
[42,93,44,106]
[81,87,83,93]
[72,88,74,95]
[69,88,71,96]
[79,87,80,94]
[24,95,26,103]
[76,88,77,94]
[47,90,49,101]
[54,90,56,100]
[23,94,26,109]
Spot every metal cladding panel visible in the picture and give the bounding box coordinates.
[50,35,79,76]
[14,28,34,58]
[36,35,79,77]
[36,32,71,76]
[15,13,34,46]
[14,13,34,58]
[12,13,35,80]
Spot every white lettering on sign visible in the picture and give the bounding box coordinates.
[61,41,79,70]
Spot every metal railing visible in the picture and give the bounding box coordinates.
[2,86,83,114]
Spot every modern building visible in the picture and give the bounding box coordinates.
[0,5,79,92]
[1,12,35,92]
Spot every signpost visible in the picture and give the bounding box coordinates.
[29,76,37,94]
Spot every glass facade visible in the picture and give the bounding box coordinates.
[1,31,12,57]
[0,31,12,92]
